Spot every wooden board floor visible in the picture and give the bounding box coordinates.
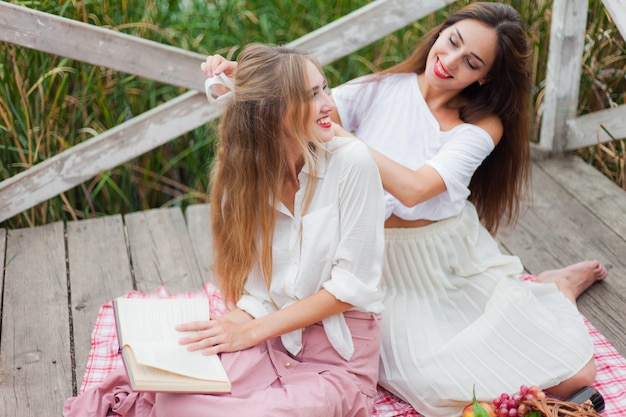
[1,155,625,416]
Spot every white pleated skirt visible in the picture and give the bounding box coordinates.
[378,202,593,417]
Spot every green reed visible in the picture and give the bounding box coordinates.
[1,0,624,228]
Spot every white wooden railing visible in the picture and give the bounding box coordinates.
[0,0,457,223]
[0,0,624,223]
[537,0,626,154]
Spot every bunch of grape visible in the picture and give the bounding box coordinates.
[492,385,546,417]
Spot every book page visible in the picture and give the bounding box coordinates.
[121,347,230,392]
[115,297,228,382]
[130,342,229,382]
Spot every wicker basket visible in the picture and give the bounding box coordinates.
[521,398,603,417]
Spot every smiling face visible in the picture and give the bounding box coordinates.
[424,18,498,91]
[281,59,335,146]
[303,60,335,143]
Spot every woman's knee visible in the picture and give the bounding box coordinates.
[547,359,597,399]
[572,359,597,387]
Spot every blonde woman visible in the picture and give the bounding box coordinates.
[64,44,385,417]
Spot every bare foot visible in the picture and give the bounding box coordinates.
[535,260,608,302]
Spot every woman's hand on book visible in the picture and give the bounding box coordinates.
[176,313,258,356]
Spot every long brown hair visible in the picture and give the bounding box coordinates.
[209,44,325,305]
[384,2,532,233]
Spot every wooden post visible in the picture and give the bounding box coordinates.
[601,0,626,39]
[538,0,588,154]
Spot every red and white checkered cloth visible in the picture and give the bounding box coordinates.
[79,282,626,416]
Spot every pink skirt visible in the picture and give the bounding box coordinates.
[63,311,381,417]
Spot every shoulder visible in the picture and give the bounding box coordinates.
[369,73,416,90]
[324,137,383,200]
[325,137,378,171]
[473,113,503,145]
[326,136,370,160]
[334,73,414,95]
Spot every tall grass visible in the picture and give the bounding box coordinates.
[1,0,624,228]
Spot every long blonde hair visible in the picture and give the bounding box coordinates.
[209,44,325,305]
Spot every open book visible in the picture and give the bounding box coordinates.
[113,297,231,393]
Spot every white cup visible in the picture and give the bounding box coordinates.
[204,72,234,104]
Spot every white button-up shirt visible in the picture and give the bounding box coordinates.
[236,136,385,360]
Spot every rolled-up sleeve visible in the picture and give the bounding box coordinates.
[236,293,275,319]
[425,126,495,204]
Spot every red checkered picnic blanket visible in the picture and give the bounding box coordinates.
[79,282,626,416]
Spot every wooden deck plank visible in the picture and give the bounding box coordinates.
[124,207,205,293]
[185,204,215,284]
[498,159,622,271]
[1,157,626,416]
[537,157,626,356]
[497,157,626,356]
[66,215,134,391]
[539,156,626,241]
[0,223,71,417]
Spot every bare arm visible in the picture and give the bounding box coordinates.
[370,150,447,207]
[177,289,351,355]
[332,107,503,207]
[331,107,446,206]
